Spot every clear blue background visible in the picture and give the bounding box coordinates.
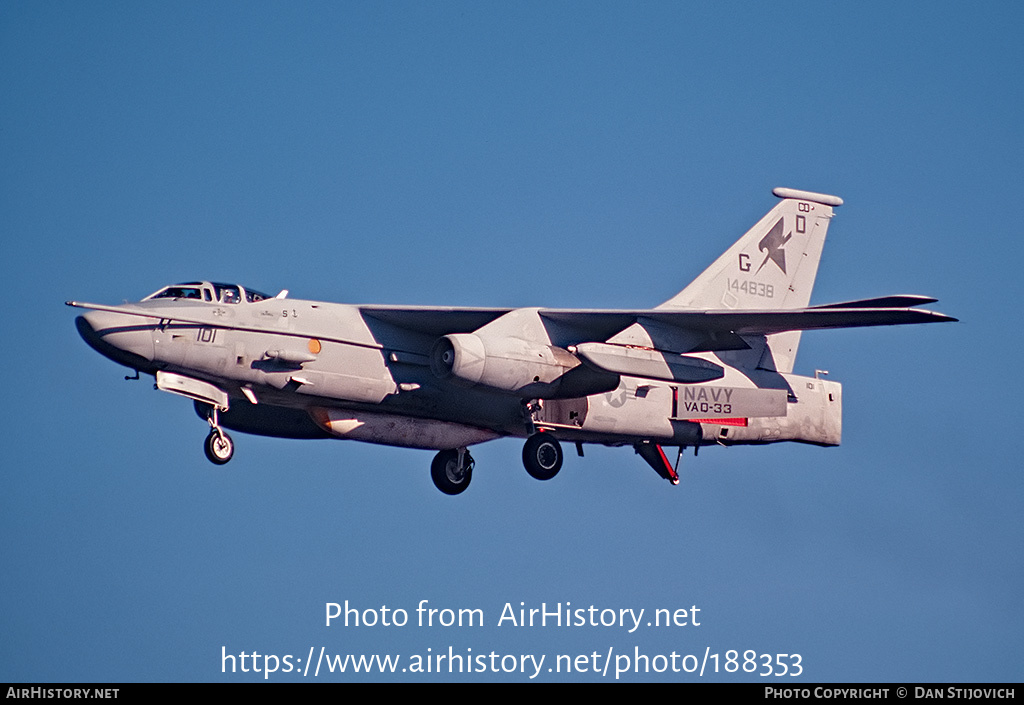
[2,1,1020,682]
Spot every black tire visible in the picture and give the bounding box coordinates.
[522,433,562,481]
[204,430,234,465]
[430,449,473,495]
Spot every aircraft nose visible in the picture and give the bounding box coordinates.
[76,311,155,369]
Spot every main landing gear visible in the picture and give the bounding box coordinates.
[429,433,565,495]
[203,406,234,465]
[522,432,563,481]
[431,448,474,495]
[519,399,564,482]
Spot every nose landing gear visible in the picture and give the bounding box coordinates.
[203,406,234,465]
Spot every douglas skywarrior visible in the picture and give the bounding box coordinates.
[69,188,955,494]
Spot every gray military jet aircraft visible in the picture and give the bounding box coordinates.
[68,188,955,494]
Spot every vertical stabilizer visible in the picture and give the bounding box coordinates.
[658,188,842,372]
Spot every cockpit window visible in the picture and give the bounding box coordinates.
[245,288,271,302]
[214,284,241,304]
[149,285,204,300]
[143,282,273,303]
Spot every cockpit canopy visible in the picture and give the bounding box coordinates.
[143,282,272,304]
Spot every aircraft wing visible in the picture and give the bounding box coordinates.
[357,306,515,335]
[361,299,956,345]
[539,304,956,338]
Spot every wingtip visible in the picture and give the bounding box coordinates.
[910,309,958,324]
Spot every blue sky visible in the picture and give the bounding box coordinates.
[2,1,1021,682]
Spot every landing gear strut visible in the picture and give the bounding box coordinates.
[522,432,562,481]
[431,448,474,495]
[203,406,234,465]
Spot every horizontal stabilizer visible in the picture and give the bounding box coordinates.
[644,306,959,334]
[808,295,939,310]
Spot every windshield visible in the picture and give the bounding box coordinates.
[148,284,204,301]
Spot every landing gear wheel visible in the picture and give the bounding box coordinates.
[204,430,234,465]
[522,433,562,481]
[431,449,473,495]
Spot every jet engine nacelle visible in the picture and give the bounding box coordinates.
[430,333,613,398]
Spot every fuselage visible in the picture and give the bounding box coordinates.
[74,281,841,452]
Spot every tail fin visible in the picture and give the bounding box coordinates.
[658,187,843,372]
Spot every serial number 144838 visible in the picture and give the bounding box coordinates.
[728,279,774,298]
